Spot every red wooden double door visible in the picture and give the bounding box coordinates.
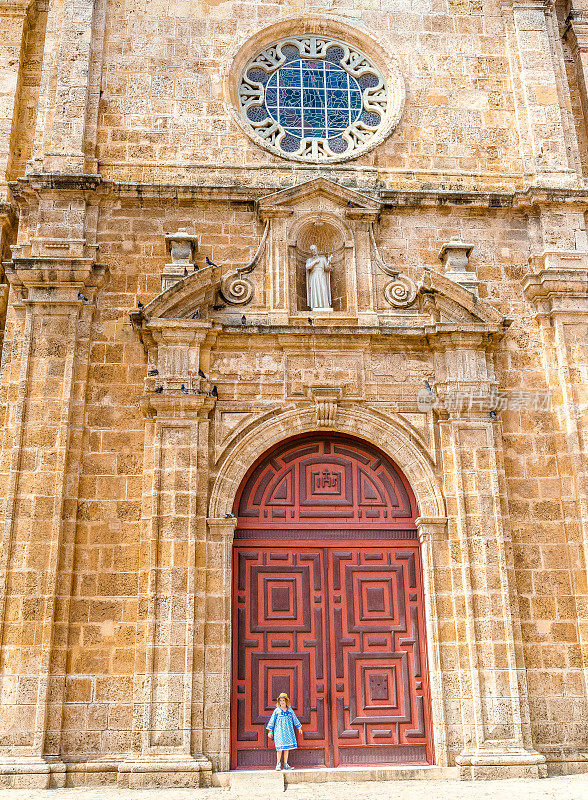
[230,435,433,769]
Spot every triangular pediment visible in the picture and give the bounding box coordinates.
[257,178,382,216]
[419,269,510,330]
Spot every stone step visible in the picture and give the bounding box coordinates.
[229,769,285,794]
[283,765,459,784]
[224,765,459,791]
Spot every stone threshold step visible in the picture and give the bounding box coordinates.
[224,765,458,791]
[284,765,458,784]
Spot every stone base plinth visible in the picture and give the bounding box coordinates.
[0,758,65,789]
[457,749,548,780]
[283,765,458,784]
[117,755,213,788]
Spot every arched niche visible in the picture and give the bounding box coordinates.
[289,215,351,313]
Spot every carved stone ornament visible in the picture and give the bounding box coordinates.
[238,36,405,163]
[166,229,198,265]
[438,240,478,297]
[369,224,418,308]
[307,386,343,427]
[219,221,269,305]
[162,229,199,291]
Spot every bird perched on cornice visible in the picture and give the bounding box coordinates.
[213,303,226,311]
[206,256,220,268]
[137,300,144,309]
[148,369,159,376]
[78,292,89,303]
[154,385,163,393]
[241,315,246,325]
[198,368,206,379]
[211,385,218,399]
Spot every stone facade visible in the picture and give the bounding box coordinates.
[0,0,587,788]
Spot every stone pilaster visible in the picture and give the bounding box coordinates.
[0,246,105,786]
[123,322,216,788]
[432,332,546,778]
[202,516,237,772]
[500,0,579,187]
[28,0,99,174]
[564,6,588,137]
[260,208,292,326]
[0,0,34,198]
[522,255,588,693]
[415,516,450,769]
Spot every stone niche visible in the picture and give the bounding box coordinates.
[258,178,386,325]
[291,216,348,312]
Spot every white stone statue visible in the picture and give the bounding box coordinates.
[305,245,332,311]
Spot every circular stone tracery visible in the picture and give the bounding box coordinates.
[238,36,404,163]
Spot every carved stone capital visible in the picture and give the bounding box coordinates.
[415,516,447,542]
[0,0,35,19]
[307,385,343,427]
[564,12,588,51]
[207,517,238,540]
[3,256,107,304]
[140,392,216,419]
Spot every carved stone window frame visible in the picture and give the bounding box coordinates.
[226,18,406,164]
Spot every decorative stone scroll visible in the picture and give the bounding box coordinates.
[369,224,417,308]
[219,221,269,305]
[238,36,405,163]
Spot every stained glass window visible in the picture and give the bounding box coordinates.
[238,36,401,163]
[265,59,363,140]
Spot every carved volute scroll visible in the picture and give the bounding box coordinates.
[219,221,269,305]
[369,223,418,309]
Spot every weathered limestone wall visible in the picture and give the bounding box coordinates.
[96,1,520,187]
[0,0,586,787]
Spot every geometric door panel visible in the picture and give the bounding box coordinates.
[231,543,432,768]
[231,548,330,769]
[327,546,431,765]
[236,435,415,534]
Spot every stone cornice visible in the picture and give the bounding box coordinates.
[139,392,216,419]
[522,252,588,318]
[9,174,588,211]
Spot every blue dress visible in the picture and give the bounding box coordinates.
[266,707,302,750]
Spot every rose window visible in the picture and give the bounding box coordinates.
[238,36,404,163]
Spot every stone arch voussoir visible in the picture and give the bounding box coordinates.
[208,405,445,521]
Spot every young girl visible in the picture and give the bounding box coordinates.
[266,692,303,770]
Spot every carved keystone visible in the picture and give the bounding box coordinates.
[307,386,343,427]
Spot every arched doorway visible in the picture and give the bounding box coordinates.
[230,433,433,769]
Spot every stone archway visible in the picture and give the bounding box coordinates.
[204,406,449,772]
